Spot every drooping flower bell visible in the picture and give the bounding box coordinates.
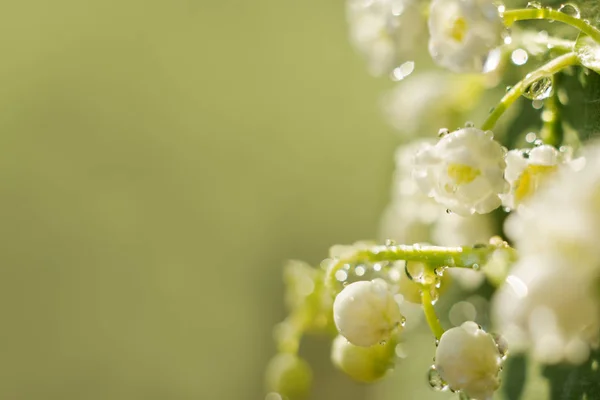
[434,321,503,400]
[413,127,507,216]
[333,279,404,347]
[428,0,506,73]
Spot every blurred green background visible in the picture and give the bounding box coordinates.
[0,0,409,398]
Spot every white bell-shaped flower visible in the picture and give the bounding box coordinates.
[435,321,502,400]
[333,279,404,347]
[413,127,507,216]
[330,335,396,382]
[428,0,505,73]
[346,0,425,76]
[500,145,563,210]
[492,257,600,365]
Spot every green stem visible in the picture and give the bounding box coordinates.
[503,9,600,45]
[325,243,507,295]
[422,288,444,340]
[539,76,563,146]
[481,52,578,131]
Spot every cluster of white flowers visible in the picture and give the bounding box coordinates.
[493,144,600,364]
[347,0,506,74]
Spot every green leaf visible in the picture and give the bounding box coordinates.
[502,354,528,400]
[542,350,600,400]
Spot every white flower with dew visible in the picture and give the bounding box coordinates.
[346,0,425,76]
[333,279,404,347]
[428,0,505,73]
[434,321,502,399]
[500,145,566,210]
[413,127,507,216]
[382,72,486,138]
[493,143,600,364]
[380,142,440,244]
[492,256,600,364]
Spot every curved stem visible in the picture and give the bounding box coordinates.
[503,9,600,45]
[481,52,578,131]
[422,288,444,340]
[325,243,506,295]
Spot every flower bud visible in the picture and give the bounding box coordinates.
[333,279,404,347]
[331,335,397,382]
[264,353,312,400]
[435,321,502,400]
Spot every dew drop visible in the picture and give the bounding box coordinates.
[472,263,480,271]
[505,85,512,92]
[484,130,494,139]
[558,3,580,18]
[391,61,415,81]
[438,128,450,137]
[526,1,542,9]
[525,132,537,143]
[446,209,453,214]
[428,366,448,391]
[532,99,544,109]
[434,267,445,277]
[523,76,553,100]
[385,239,396,247]
[503,206,512,213]
[465,121,475,128]
[401,316,407,326]
[511,49,528,65]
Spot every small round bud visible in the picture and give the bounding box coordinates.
[331,335,396,382]
[264,353,312,400]
[435,321,502,400]
[333,279,404,347]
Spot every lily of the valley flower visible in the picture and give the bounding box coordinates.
[413,127,507,216]
[428,0,505,73]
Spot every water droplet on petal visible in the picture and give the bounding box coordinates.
[534,139,544,147]
[465,121,475,128]
[438,128,450,137]
[523,77,553,100]
[385,239,396,247]
[492,333,509,358]
[558,3,581,18]
[446,209,453,214]
[428,366,448,391]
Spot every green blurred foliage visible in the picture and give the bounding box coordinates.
[0,0,399,399]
